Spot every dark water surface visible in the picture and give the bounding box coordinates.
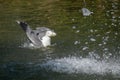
[0,0,120,80]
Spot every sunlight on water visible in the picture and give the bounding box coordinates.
[41,54,120,77]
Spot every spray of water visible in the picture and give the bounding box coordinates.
[41,55,120,77]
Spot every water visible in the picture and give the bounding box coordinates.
[0,0,120,80]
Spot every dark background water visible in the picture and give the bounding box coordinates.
[0,0,120,80]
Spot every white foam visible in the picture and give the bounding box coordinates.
[20,42,40,49]
[41,56,120,76]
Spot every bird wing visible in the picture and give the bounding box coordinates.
[27,31,43,47]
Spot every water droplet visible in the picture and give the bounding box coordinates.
[104,48,108,51]
[76,30,80,33]
[85,42,88,44]
[74,41,80,45]
[90,29,94,33]
[90,38,96,42]
[82,47,89,50]
[72,18,75,21]
[81,8,93,16]
[72,26,76,29]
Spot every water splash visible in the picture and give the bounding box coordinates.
[20,41,39,49]
[80,0,93,16]
[41,56,120,76]
[81,8,93,16]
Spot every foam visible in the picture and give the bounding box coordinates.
[20,42,40,49]
[41,56,120,76]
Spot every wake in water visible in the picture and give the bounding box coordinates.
[41,56,120,77]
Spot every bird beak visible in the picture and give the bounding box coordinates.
[52,32,57,36]
[16,20,20,24]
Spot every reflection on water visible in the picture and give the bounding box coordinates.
[0,0,120,80]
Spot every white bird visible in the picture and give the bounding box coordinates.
[16,21,56,48]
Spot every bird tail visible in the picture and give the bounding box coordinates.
[16,20,30,32]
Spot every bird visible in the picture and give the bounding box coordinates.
[16,21,56,48]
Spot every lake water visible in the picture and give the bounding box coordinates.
[0,0,120,80]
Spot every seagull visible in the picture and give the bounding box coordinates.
[16,21,56,48]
